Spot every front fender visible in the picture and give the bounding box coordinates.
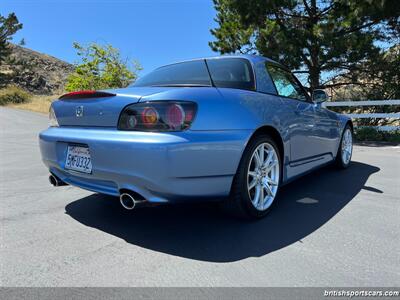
[337,113,352,133]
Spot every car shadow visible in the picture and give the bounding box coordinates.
[65,161,380,262]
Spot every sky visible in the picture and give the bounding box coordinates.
[2,0,218,75]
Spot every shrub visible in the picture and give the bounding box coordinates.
[65,42,141,91]
[0,85,30,105]
[355,127,400,143]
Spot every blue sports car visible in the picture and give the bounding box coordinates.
[39,55,353,218]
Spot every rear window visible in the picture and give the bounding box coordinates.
[132,57,255,91]
[132,60,211,87]
[206,58,255,91]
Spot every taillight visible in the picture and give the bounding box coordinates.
[141,107,159,127]
[118,101,197,131]
[166,104,185,129]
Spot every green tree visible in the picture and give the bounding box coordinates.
[210,0,400,90]
[65,42,142,92]
[330,45,400,126]
[0,13,23,86]
[0,13,22,65]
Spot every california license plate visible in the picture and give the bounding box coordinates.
[65,145,92,174]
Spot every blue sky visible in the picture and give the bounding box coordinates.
[3,0,218,75]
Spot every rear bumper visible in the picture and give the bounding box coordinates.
[39,127,251,202]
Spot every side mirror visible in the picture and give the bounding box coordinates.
[312,89,328,104]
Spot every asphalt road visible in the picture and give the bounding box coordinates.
[1,107,399,287]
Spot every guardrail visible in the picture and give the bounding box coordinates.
[323,99,400,131]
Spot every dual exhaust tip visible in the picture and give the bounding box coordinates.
[49,173,145,210]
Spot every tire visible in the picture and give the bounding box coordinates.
[335,124,353,169]
[221,134,282,219]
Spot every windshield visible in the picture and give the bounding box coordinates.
[132,57,255,90]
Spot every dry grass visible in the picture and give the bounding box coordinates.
[0,85,30,105]
[8,93,61,114]
[1,85,62,114]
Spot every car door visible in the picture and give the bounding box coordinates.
[312,103,341,158]
[266,64,322,163]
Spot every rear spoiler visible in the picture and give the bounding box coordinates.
[59,90,116,100]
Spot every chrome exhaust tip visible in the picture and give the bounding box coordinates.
[49,174,67,187]
[119,192,147,210]
[120,193,137,210]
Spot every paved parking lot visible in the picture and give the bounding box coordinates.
[1,107,399,287]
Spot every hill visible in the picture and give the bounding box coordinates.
[0,44,74,95]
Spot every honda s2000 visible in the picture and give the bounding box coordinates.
[39,55,353,219]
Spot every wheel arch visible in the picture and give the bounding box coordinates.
[234,125,285,181]
[227,125,286,215]
[249,126,285,163]
[340,119,354,143]
[334,118,354,161]
[346,119,354,132]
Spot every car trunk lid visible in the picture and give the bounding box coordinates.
[52,87,176,127]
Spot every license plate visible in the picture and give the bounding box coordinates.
[65,145,92,174]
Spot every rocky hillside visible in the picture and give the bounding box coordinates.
[0,44,74,95]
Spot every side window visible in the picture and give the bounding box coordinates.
[267,65,308,101]
[206,58,255,91]
[254,61,276,94]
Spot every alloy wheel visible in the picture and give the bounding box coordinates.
[247,142,280,211]
[341,128,353,165]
